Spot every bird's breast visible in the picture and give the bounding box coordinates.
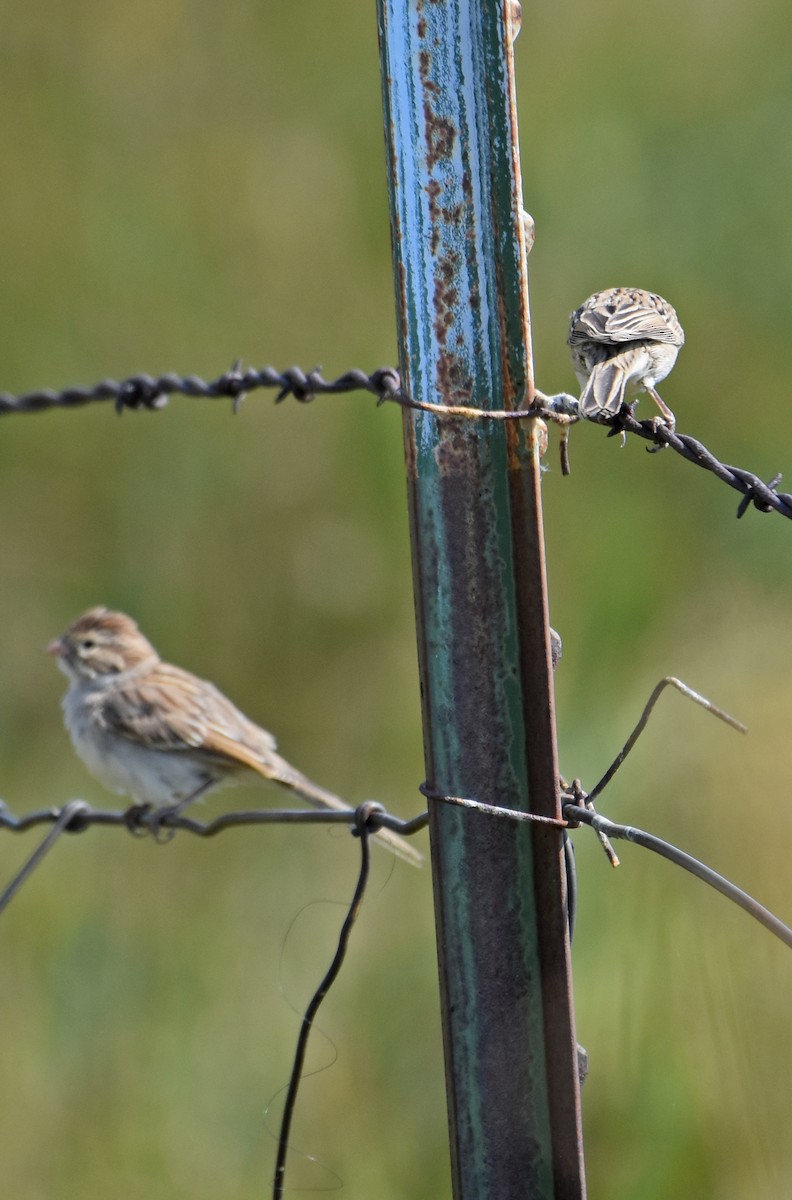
[61,685,219,805]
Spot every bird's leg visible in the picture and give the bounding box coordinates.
[646,385,675,428]
[645,385,676,452]
[126,778,216,843]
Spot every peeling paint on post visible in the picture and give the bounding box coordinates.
[377,3,586,1198]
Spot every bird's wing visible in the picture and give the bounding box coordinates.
[96,664,424,866]
[600,299,681,344]
[97,663,279,770]
[571,294,681,346]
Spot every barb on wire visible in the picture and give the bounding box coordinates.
[563,802,792,950]
[272,802,374,1200]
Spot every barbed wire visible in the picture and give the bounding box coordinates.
[0,364,404,416]
[1,362,789,520]
[599,407,792,520]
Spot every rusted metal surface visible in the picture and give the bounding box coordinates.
[377,2,586,1197]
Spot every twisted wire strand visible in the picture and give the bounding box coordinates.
[0,800,429,837]
[0,365,404,416]
[1,362,788,520]
[0,800,428,914]
[607,409,792,520]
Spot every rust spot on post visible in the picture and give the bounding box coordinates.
[433,252,460,346]
[419,47,458,170]
[436,352,473,406]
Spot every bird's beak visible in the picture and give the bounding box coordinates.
[46,637,65,657]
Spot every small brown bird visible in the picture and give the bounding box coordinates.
[48,607,422,866]
[568,287,684,429]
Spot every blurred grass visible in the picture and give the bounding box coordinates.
[0,0,790,1195]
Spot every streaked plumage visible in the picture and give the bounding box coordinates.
[568,287,684,427]
[48,607,422,866]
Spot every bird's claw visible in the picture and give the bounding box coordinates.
[124,802,178,843]
[646,413,675,453]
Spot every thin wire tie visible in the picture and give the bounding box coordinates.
[419,783,567,828]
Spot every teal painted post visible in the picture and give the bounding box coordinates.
[376,2,586,1197]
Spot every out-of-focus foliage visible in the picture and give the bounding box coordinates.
[0,1,790,1196]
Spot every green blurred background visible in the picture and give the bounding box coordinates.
[0,1,790,1196]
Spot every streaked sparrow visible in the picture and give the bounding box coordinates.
[48,607,422,866]
[568,287,684,429]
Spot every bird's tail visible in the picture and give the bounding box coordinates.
[579,360,628,418]
[266,753,424,868]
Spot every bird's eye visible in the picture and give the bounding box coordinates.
[80,638,96,651]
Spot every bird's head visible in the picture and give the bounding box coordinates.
[47,607,159,682]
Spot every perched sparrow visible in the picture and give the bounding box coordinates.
[568,287,684,429]
[48,607,422,866]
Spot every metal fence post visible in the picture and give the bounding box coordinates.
[376,2,586,1196]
